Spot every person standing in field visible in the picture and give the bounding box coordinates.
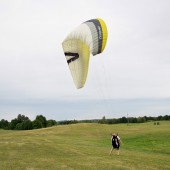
[109,133,121,155]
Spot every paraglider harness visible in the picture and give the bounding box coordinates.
[112,135,120,149]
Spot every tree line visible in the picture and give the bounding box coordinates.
[58,115,170,125]
[0,114,170,130]
[0,114,56,130]
[98,115,170,124]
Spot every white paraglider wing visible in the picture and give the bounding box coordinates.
[62,18,108,89]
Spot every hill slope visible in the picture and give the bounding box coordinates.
[0,121,170,170]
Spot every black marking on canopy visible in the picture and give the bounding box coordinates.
[65,52,79,64]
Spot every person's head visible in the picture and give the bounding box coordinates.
[112,133,116,137]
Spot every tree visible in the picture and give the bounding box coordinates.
[9,114,31,130]
[120,117,127,123]
[0,119,9,129]
[130,117,137,123]
[21,120,33,130]
[32,120,42,129]
[137,117,146,123]
[157,115,163,121]
[98,116,107,124]
[47,120,57,127]
[163,115,169,120]
[15,123,23,130]
[9,118,19,130]
[17,114,29,122]
[35,115,47,128]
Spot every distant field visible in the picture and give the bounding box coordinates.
[0,121,170,170]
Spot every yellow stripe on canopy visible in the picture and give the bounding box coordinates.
[97,18,108,52]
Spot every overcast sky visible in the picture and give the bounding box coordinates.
[0,0,170,121]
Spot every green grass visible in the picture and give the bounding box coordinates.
[0,121,170,170]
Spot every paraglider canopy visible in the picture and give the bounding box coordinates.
[62,18,108,89]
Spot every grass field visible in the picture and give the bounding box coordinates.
[0,121,170,170]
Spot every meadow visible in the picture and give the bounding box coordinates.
[0,121,170,170]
